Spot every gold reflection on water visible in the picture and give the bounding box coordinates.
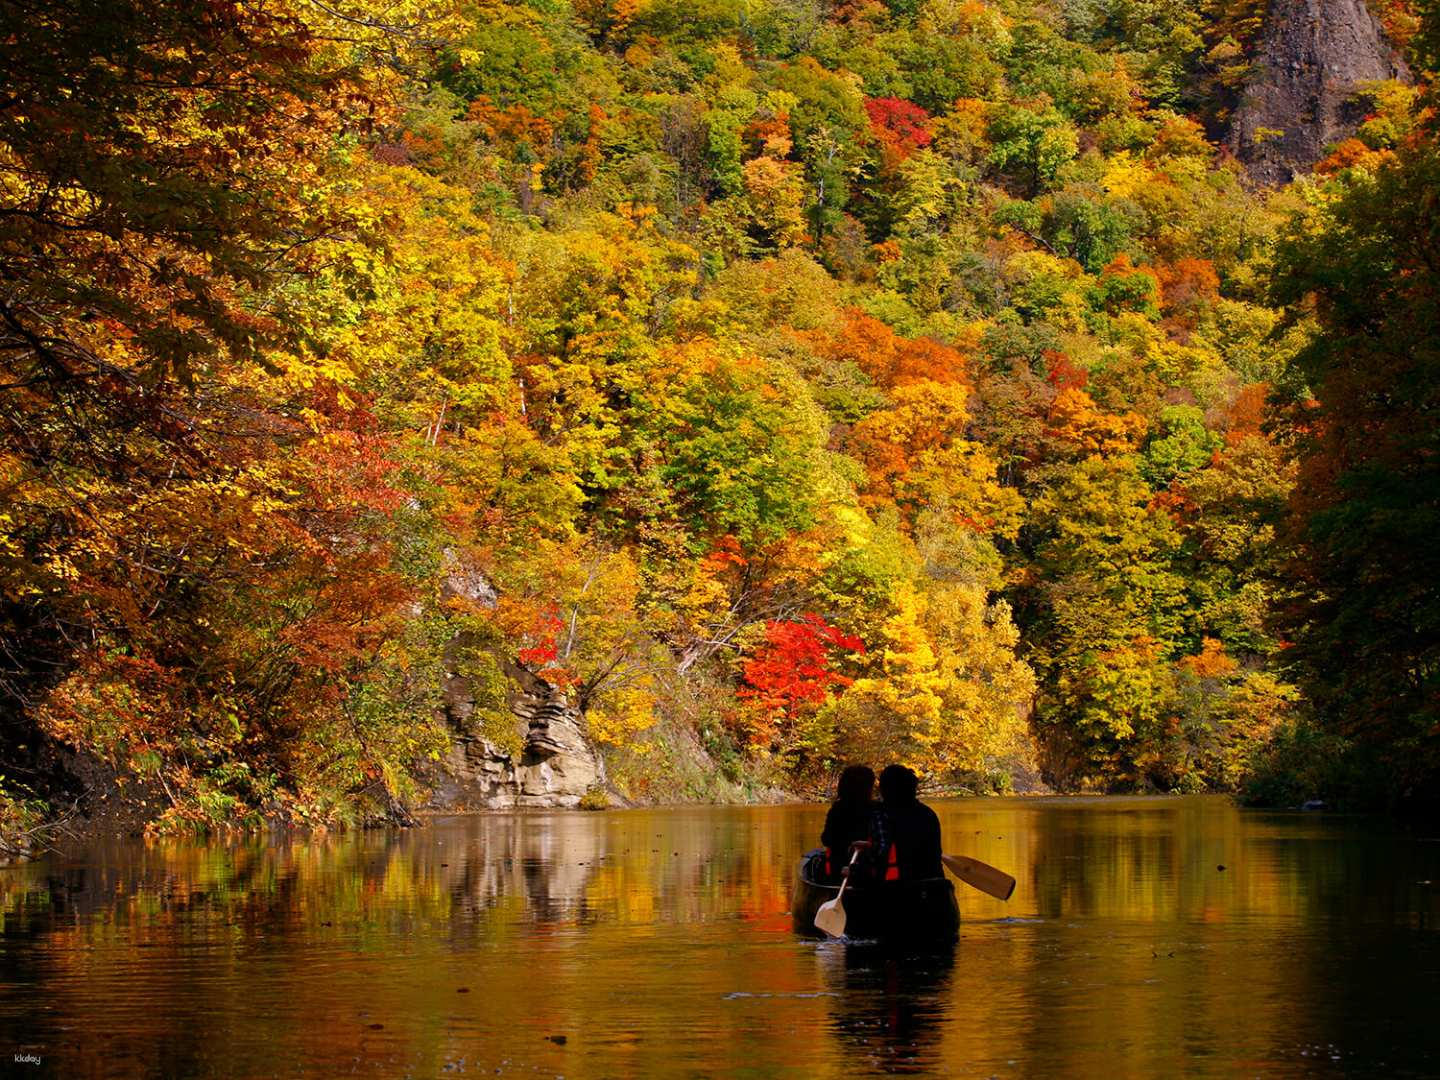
[1,797,1437,1078]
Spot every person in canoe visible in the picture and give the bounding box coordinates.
[794,761,965,940]
[818,764,876,883]
[871,764,943,883]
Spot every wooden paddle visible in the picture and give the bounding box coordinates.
[814,849,863,937]
[942,853,1016,901]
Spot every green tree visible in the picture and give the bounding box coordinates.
[1271,128,1440,807]
[1022,454,1187,786]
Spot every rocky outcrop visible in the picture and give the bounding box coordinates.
[429,664,606,810]
[1228,0,1408,184]
[424,560,607,811]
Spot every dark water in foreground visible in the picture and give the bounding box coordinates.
[2,796,1438,1078]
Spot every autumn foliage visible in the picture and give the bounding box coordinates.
[1,0,1431,841]
[736,615,865,749]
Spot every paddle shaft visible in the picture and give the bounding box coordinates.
[834,847,862,900]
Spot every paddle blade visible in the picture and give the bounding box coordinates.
[942,853,1016,901]
[813,894,847,937]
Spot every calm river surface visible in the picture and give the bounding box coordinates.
[2,796,1438,1078]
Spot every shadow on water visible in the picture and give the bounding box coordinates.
[818,943,956,1075]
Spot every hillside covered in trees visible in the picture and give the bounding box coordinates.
[1,0,1436,844]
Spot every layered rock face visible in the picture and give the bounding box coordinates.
[425,561,606,811]
[428,687,606,810]
[1229,0,1408,184]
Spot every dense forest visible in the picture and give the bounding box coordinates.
[1,0,1436,844]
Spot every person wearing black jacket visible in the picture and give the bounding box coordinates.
[872,764,943,882]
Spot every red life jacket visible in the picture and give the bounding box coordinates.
[884,840,900,881]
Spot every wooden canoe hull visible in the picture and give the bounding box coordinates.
[791,852,960,943]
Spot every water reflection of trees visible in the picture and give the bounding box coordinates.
[0,805,819,947]
[4,797,1434,947]
[0,809,819,1077]
[2,799,1438,1078]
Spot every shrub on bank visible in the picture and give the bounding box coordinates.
[1238,720,1386,810]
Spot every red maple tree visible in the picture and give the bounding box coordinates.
[865,97,933,161]
[738,614,865,741]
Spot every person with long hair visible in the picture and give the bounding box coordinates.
[819,764,876,883]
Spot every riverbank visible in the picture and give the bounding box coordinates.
[0,721,799,861]
[11,704,1412,864]
[0,725,1049,861]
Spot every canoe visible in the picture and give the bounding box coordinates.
[791,848,960,943]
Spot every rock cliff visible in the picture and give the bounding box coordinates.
[1228,0,1408,184]
[423,559,607,811]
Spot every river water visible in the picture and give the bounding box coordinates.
[2,796,1437,1078]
